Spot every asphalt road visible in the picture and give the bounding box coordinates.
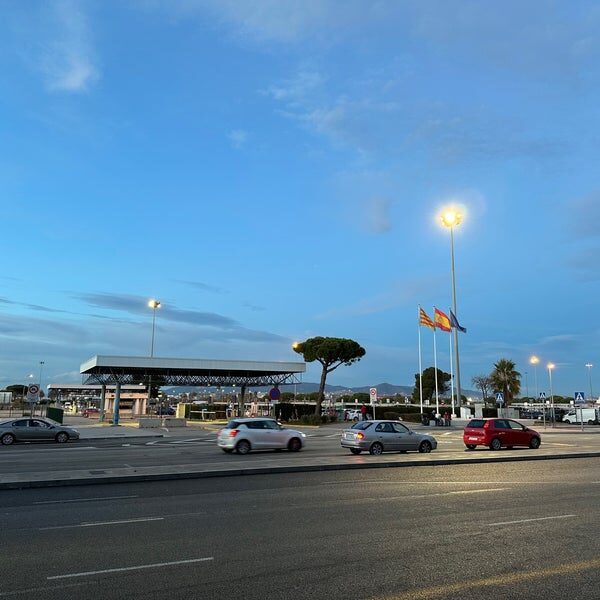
[0,426,597,476]
[2,459,600,599]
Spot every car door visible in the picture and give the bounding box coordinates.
[29,419,54,441]
[374,422,399,451]
[245,420,269,448]
[263,419,287,448]
[506,420,528,446]
[491,419,510,446]
[392,422,414,450]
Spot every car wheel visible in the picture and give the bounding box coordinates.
[1,433,15,446]
[350,449,362,455]
[353,417,359,422]
[418,441,432,453]
[490,438,502,451]
[221,448,233,454]
[588,420,595,425]
[235,440,251,455]
[287,437,302,452]
[55,432,69,443]
[369,442,383,455]
[466,444,476,450]
[529,437,541,449]
[563,419,571,424]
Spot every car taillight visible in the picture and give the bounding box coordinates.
[228,429,239,438]
[356,432,365,440]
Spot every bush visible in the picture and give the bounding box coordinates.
[383,412,401,420]
[299,414,325,426]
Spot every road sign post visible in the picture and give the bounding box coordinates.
[369,388,377,419]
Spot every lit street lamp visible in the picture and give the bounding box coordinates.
[529,355,540,411]
[585,363,594,402]
[148,299,161,358]
[440,207,463,410]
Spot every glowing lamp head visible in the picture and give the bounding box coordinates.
[440,208,462,228]
[292,341,300,350]
[529,355,539,365]
[148,299,161,309]
[547,363,555,370]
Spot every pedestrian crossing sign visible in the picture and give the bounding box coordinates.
[539,392,546,400]
[495,392,504,405]
[574,391,585,403]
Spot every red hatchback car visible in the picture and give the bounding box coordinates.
[463,418,541,450]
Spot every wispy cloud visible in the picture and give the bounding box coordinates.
[175,280,229,294]
[40,0,99,93]
[227,129,248,149]
[365,197,391,234]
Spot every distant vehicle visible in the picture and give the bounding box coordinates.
[154,406,176,416]
[562,408,598,425]
[217,418,306,454]
[346,409,362,421]
[341,420,437,455]
[0,418,80,445]
[463,418,541,450]
[82,407,100,418]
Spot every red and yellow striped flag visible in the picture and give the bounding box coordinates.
[419,307,435,329]
[434,308,452,332]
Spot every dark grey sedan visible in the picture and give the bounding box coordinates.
[341,420,437,455]
[0,418,80,445]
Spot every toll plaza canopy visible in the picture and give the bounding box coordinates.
[80,355,306,388]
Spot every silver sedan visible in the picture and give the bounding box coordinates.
[341,420,437,455]
[0,418,80,445]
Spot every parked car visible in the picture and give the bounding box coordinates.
[82,407,100,418]
[217,418,306,454]
[346,409,362,421]
[154,406,176,416]
[463,418,541,450]
[0,418,80,445]
[341,420,437,455]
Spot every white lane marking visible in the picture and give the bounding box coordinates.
[34,495,138,505]
[40,517,164,530]
[47,557,214,580]
[145,440,160,445]
[381,488,507,501]
[122,444,131,447]
[1,447,97,456]
[488,514,576,526]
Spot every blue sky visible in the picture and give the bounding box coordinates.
[1,0,599,397]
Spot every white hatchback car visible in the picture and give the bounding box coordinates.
[217,418,306,454]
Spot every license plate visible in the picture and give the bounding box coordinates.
[468,437,478,441]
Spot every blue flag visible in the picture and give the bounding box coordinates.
[450,310,467,333]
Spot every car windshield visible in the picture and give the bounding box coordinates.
[466,419,486,428]
[351,422,373,430]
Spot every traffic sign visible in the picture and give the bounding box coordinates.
[539,392,546,400]
[495,392,504,406]
[26,384,40,403]
[369,387,377,405]
[574,391,586,404]
[268,387,281,401]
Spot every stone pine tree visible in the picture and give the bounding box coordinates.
[411,367,451,404]
[293,337,366,415]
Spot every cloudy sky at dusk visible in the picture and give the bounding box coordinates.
[1,1,599,396]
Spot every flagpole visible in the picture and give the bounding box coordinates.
[417,306,423,416]
[433,312,439,416]
[449,320,455,416]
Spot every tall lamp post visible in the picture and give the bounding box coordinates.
[547,363,555,427]
[148,299,161,416]
[38,361,45,401]
[529,355,540,406]
[148,299,161,358]
[585,363,594,402]
[440,208,463,410]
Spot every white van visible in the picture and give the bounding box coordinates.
[562,408,598,424]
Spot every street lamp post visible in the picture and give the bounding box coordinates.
[147,299,161,416]
[441,208,463,411]
[529,355,540,413]
[148,299,161,358]
[547,363,555,427]
[38,361,45,402]
[585,363,594,403]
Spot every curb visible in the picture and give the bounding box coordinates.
[3,451,600,490]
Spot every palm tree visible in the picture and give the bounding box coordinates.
[490,359,521,405]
